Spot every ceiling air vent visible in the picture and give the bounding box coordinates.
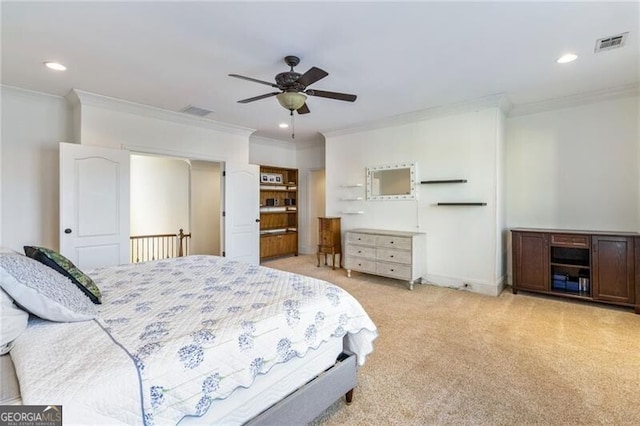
[595,32,628,53]
[180,105,213,117]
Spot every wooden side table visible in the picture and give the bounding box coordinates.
[317,217,341,270]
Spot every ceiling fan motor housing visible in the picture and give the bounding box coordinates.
[275,72,303,90]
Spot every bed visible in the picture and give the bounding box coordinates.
[1,253,377,425]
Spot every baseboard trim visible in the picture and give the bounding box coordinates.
[424,273,502,297]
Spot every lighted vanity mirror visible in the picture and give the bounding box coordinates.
[366,162,417,200]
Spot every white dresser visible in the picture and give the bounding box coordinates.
[344,228,427,290]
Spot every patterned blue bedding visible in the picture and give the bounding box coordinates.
[89,255,377,425]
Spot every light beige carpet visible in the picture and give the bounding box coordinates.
[263,255,640,426]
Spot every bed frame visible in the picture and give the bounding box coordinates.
[247,353,356,425]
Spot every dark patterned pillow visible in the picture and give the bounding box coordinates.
[24,246,102,304]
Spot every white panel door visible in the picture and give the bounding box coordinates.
[224,163,259,264]
[60,142,130,269]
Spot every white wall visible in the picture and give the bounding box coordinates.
[0,86,72,251]
[69,90,252,163]
[130,154,190,235]
[191,160,221,256]
[506,96,639,232]
[505,95,639,284]
[325,107,503,295]
[249,136,297,168]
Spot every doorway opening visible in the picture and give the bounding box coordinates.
[130,154,222,262]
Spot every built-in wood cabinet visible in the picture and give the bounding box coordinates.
[512,228,639,313]
[259,166,298,260]
[317,217,341,269]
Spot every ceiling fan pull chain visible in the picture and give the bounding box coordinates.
[290,110,295,139]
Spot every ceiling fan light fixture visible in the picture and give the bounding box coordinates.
[276,92,307,111]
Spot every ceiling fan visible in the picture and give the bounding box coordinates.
[229,55,357,115]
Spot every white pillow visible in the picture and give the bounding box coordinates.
[0,288,28,354]
[0,253,97,322]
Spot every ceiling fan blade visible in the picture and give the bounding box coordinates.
[305,89,357,102]
[229,74,278,88]
[296,67,328,87]
[237,92,280,104]
[297,103,310,114]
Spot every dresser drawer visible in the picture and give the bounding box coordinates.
[375,235,411,250]
[376,248,411,265]
[346,232,376,246]
[345,257,376,274]
[551,234,590,248]
[345,244,376,259]
[376,262,411,280]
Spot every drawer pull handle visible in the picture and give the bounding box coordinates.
[358,250,362,253]
[390,241,394,244]
[390,268,394,271]
[390,255,394,258]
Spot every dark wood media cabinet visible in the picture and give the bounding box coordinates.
[512,228,640,313]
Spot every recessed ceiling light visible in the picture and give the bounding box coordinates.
[44,61,67,71]
[557,53,578,64]
[278,123,289,129]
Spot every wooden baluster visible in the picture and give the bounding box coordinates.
[178,229,184,257]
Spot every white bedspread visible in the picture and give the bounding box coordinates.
[11,255,377,425]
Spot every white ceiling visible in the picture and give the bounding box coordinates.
[2,1,638,143]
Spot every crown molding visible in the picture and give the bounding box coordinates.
[509,83,640,117]
[66,89,255,137]
[250,134,325,151]
[322,93,509,139]
[1,84,67,102]
[250,135,297,151]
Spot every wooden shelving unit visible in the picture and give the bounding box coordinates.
[259,165,298,260]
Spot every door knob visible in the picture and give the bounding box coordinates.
[255,219,260,223]
[64,228,72,234]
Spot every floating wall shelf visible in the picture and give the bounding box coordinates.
[421,179,467,184]
[340,184,364,188]
[437,202,487,206]
[341,211,365,215]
